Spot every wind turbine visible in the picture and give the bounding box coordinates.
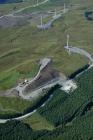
[63,3,66,13]
[53,4,66,15]
[40,15,43,27]
[37,0,39,6]
[66,34,71,55]
[37,15,44,29]
[48,9,57,15]
[67,34,69,48]
[54,9,57,17]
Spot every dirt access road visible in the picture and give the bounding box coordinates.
[0,0,50,19]
[0,0,50,27]
[64,45,93,63]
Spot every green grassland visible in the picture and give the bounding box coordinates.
[0,3,91,89]
[0,0,46,14]
[0,97,32,115]
[0,59,39,90]
[23,112,54,130]
[0,0,93,133]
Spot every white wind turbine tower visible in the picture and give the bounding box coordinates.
[67,34,69,48]
[52,9,57,19]
[54,9,57,17]
[37,0,39,6]
[63,3,66,13]
[37,15,44,29]
[48,9,57,16]
[40,15,43,27]
[66,34,71,55]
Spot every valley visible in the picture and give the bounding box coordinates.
[0,0,93,140]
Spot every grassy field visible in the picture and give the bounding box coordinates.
[0,97,32,115]
[23,112,54,130]
[0,11,89,88]
[0,59,39,90]
[0,0,47,14]
[0,0,93,130]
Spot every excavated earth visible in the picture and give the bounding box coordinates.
[0,15,30,27]
[0,11,50,27]
[23,65,60,95]
[0,63,62,97]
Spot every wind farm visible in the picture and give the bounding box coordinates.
[0,0,93,139]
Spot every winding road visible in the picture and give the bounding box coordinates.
[0,109,37,123]
[37,8,69,29]
[64,45,93,63]
[0,76,66,123]
[15,58,52,99]
[0,0,50,19]
[64,45,93,78]
[14,0,50,14]
[0,57,68,123]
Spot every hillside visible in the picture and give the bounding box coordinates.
[0,0,93,139]
[0,0,22,4]
[0,67,93,139]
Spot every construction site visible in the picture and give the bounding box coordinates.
[0,0,93,129]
